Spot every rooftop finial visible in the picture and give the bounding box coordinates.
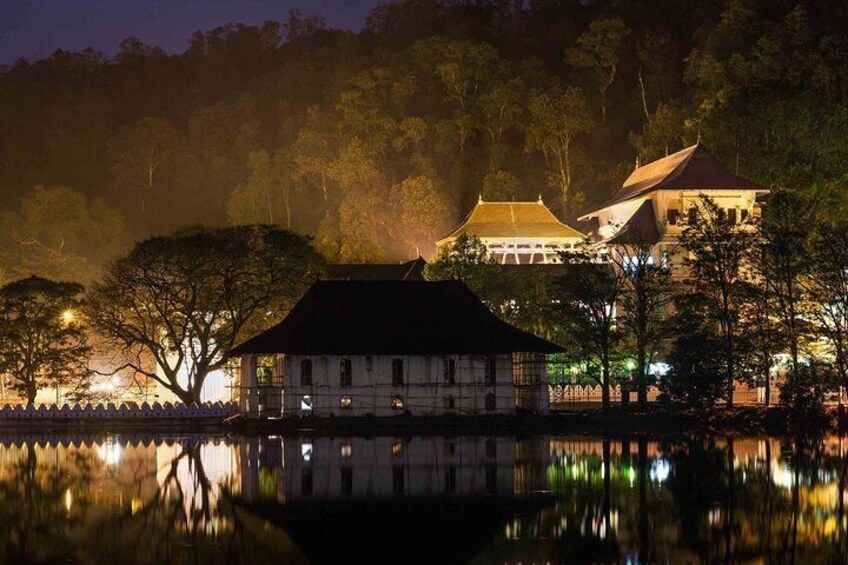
[665,145,669,157]
[537,194,543,204]
[478,193,483,204]
[635,155,641,169]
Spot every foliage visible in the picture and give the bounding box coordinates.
[659,299,726,410]
[778,362,836,428]
[0,276,92,404]
[86,226,324,404]
[0,186,125,285]
[553,248,625,411]
[679,195,757,406]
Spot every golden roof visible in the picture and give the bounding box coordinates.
[438,199,585,244]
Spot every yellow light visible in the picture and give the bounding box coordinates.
[64,488,73,513]
[61,309,75,325]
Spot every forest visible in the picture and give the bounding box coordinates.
[2,0,848,284]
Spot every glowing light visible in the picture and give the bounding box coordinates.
[340,443,352,458]
[64,488,73,513]
[650,459,671,484]
[301,442,313,462]
[625,359,637,371]
[97,441,122,467]
[131,497,144,515]
[61,309,75,325]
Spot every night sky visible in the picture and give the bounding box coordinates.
[0,0,382,65]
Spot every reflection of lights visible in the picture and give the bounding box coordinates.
[772,463,794,489]
[64,488,73,513]
[131,497,144,515]
[392,441,405,457]
[648,362,669,377]
[627,466,637,487]
[650,459,670,484]
[708,508,722,526]
[340,443,352,458]
[301,442,313,462]
[97,441,122,467]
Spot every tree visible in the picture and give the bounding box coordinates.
[391,174,452,258]
[679,195,756,407]
[659,303,726,410]
[565,18,631,122]
[526,85,592,214]
[424,234,497,296]
[227,150,295,228]
[482,170,522,201]
[554,249,625,411]
[758,189,816,376]
[805,220,848,394]
[0,185,125,285]
[86,226,324,404]
[611,241,675,408]
[0,277,91,405]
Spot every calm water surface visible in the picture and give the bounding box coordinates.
[0,431,846,564]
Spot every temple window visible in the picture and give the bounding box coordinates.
[444,395,456,409]
[340,358,352,386]
[340,395,352,409]
[687,207,698,225]
[256,355,275,387]
[485,356,497,385]
[667,209,679,224]
[392,358,404,386]
[300,359,312,386]
[486,393,497,411]
[443,357,456,385]
[391,395,405,411]
[727,208,737,224]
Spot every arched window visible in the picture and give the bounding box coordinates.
[340,358,352,386]
[391,395,405,411]
[300,359,313,386]
[485,393,496,412]
[392,359,404,386]
[485,356,497,386]
[443,357,456,385]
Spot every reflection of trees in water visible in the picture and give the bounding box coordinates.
[0,439,303,564]
[478,435,848,564]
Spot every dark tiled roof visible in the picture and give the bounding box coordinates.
[230,280,563,356]
[607,200,661,245]
[438,200,584,243]
[326,257,426,281]
[580,144,766,219]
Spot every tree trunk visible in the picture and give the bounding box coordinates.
[601,361,610,412]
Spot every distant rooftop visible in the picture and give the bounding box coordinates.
[326,257,426,281]
[581,144,766,219]
[438,198,585,244]
[230,280,563,356]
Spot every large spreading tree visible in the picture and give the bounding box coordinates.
[0,276,91,405]
[86,226,324,404]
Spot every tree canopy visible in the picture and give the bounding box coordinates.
[3,1,847,274]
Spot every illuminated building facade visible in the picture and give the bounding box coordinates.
[579,144,769,275]
[436,197,585,265]
[230,280,561,417]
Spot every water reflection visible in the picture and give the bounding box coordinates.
[0,433,847,563]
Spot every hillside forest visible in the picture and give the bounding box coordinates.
[2,0,848,283]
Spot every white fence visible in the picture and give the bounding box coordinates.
[0,401,238,420]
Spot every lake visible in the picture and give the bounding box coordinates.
[0,431,844,564]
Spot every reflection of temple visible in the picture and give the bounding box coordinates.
[2,433,848,563]
[437,197,585,264]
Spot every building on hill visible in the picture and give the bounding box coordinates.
[579,143,768,272]
[230,280,562,418]
[326,257,426,281]
[436,197,585,265]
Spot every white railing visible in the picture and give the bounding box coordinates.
[549,384,658,406]
[0,401,238,420]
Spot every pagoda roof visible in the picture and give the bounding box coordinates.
[580,144,766,219]
[326,257,426,281]
[606,200,661,246]
[229,280,563,356]
[438,199,584,245]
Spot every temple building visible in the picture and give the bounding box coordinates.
[579,144,768,272]
[436,197,585,264]
[230,280,561,418]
